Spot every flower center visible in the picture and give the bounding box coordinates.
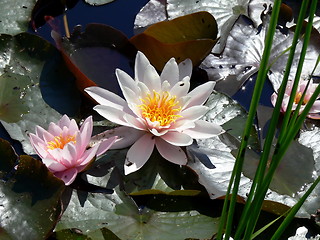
[294,92,308,105]
[47,134,76,150]
[138,90,182,126]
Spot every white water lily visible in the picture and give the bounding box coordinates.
[85,51,224,175]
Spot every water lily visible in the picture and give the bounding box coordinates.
[29,115,117,185]
[271,79,320,117]
[85,51,224,175]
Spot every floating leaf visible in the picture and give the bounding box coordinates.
[0,33,80,154]
[84,0,115,6]
[0,0,36,35]
[130,11,218,70]
[186,91,320,217]
[55,24,136,95]
[56,188,218,240]
[0,72,30,123]
[200,15,320,97]
[0,138,17,178]
[0,155,64,239]
[134,0,167,33]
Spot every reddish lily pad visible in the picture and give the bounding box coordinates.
[55,24,137,95]
[130,11,218,70]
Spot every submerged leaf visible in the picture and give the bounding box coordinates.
[130,11,217,70]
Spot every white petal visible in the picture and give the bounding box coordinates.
[184,81,215,108]
[54,168,78,185]
[85,86,129,111]
[135,51,151,82]
[170,76,190,98]
[42,158,67,172]
[96,136,117,156]
[142,63,161,91]
[161,131,193,146]
[93,105,131,126]
[107,127,145,149]
[178,58,193,80]
[182,120,224,138]
[116,69,140,101]
[124,133,155,175]
[160,58,179,86]
[180,105,209,121]
[123,114,147,130]
[155,138,187,165]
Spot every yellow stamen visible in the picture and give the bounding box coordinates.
[294,92,308,105]
[47,134,76,150]
[138,90,182,126]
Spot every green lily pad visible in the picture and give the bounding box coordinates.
[0,155,65,239]
[0,72,30,123]
[56,188,218,240]
[0,0,36,35]
[0,32,80,154]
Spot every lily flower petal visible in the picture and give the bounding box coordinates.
[124,133,155,175]
[182,120,224,138]
[160,58,179,86]
[85,86,129,111]
[184,81,216,109]
[86,51,223,175]
[155,137,187,165]
[160,131,193,146]
[54,168,78,186]
[29,115,115,185]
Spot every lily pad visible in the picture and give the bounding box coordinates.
[0,72,30,123]
[55,23,136,95]
[0,155,64,239]
[186,92,320,218]
[0,33,81,154]
[0,0,36,35]
[0,138,17,178]
[84,0,115,6]
[56,188,218,240]
[130,11,218,70]
[200,15,320,97]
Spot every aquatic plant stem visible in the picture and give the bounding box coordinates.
[216,1,282,239]
[233,1,310,238]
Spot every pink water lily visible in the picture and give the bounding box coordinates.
[85,51,224,175]
[271,79,320,117]
[29,115,117,185]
